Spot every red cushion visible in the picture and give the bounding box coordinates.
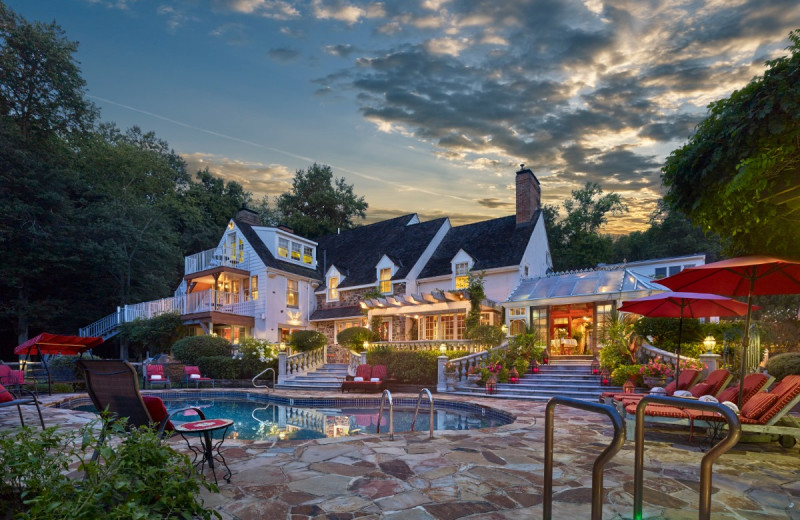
[371,365,387,380]
[354,364,372,379]
[142,395,174,431]
[740,392,779,420]
[689,382,713,398]
[0,384,13,403]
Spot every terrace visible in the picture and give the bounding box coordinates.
[7,389,800,519]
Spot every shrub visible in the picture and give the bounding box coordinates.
[611,364,642,386]
[197,355,241,380]
[337,327,376,352]
[118,312,186,358]
[171,336,231,365]
[508,330,544,361]
[766,352,800,380]
[367,349,440,384]
[289,330,327,352]
[237,338,279,379]
[465,325,505,348]
[0,420,219,519]
[599,342,629,373]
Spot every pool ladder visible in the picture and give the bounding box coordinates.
[252,367,275,391]
[376,388,435,441]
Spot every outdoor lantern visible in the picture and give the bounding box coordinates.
[590,357,600,375]
[703,335,716,354]
[501,324,508,334]
[485,380,497,395]
[509,367,519,383]
[600,368,610,386]
[623,380,635,393]
[439,343,447,354]
[363,340,370,351]
[531,359,540,374]
[542,350,549,365]
[279,342,286,352]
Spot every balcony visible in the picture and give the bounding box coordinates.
[185,247,249,276]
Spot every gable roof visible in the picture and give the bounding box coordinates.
[418,210,541,279]
[234,218,323,280]
[316,214,448,288]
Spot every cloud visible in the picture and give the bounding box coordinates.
[210,23,249,45]
[214,0,300,19]
[311,0,367,24]
[324,43,357,57]
[268,47,300,62]
[476,198,514,209]
[183,152,294,197]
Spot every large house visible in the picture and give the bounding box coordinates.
[80,166,552,353]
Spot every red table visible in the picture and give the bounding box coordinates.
[175,418,233,484]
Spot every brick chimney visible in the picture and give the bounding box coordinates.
[236,206,260,226]
[516,164,541,225]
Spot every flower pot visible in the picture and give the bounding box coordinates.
[445,372,457,391]
[643,376,666,388]
[467,373,482,385]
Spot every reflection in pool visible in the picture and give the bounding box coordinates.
[72,394,514,442]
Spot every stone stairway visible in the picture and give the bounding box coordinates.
[451,355,622,401]
[274,363,349,391]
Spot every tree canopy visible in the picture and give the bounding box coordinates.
[662,30,800,258]
[256,163,368,238]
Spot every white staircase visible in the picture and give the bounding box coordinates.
[275,363,349,391]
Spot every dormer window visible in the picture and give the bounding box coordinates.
[455,262,469,289]
[276,235,315,267]
[328,276,339,301]
[278,238,289,258]
[379,268,392,294]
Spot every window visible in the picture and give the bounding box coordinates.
[286,279,299,307]
[480,312,492,326]
[379,268,392,294]
[328,276,339,301]
[243,277,250,300]
[509,307,526,316]
[455,262,469,289]
[278,238,289,258]
[510,319,526,336]
[251,276,258,300]
[424,316,436,340]
[378,320,390,341]
[669,265,681,276]
[531,307,547,344]
[654,267,667,279]
[237,238,244,263]
[441,315,454,340]
[303,246,313,265]
[456,314,465,339]
[291,242,301,261]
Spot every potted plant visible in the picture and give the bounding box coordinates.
[444,362,458,391]
[466,365,482,385]
[640,359,672,388]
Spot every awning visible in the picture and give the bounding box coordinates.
[15,333,104,356]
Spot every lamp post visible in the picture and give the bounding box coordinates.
[439,343,447,354]
[703,335,716,354]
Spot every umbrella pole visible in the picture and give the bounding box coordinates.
[737,279,756,408]
[675,316,683,384]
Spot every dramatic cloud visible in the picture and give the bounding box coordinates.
[183,153,294,197]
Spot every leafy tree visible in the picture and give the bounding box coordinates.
[546,182,627,271]
[662,30,800,257]
[271,163,368,238]
[117,312,186,359]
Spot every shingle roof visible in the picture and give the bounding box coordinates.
[309,306,364,321]
[315,214,448,288]
[418,211,541,279]
[234,218,323,280]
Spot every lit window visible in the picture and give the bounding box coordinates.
[286,279,298,308]
[455,262,469,289]
[291,242,301,261]
[480,312,492,326]
[278,238,289,258]
[228,233,237,262]
[510,319,526,336]
[441,315,454,339]
[328,277,339,301]
[424,316,436,340]
[251,276,258,300]
[456,314,465,339]
[238,238,244,263]
[654,267,667,279]
[379,268,392,294]
[509,307,525,316]
[303,246,313,265]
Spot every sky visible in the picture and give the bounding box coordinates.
[9,1,800,234]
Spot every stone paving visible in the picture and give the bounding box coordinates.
[3,390,800,519]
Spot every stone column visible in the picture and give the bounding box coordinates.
[437,355,448,393]
[699,353,721,378]
[278,351,287,384]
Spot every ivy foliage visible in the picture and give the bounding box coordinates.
[662,30,800,257]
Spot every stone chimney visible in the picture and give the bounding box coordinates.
[515,164,541,225]
[236,206,260,226]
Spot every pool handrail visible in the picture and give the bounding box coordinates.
[376,389,394,441]
[410,388,434,439]
[252,367,275,390]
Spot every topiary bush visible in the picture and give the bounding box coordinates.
[289,330,327,352]
[766,352,800,381]
[171,336,231,365]
[197,356,241,380]
[337,327,377,352]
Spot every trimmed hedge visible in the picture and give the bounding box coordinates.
[337,327,377,352]
[196,356,240,380]
[766,352,800,381]
[171,336,231,365]
[367,349,441,385]
[289,330,327,352]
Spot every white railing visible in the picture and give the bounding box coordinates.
[445,343,509,383]
[639,343,699,370]
[185,247,249,275]
[349,351,363,375]
[285,348,326,378]
[371,340,493,353]
[79,289,256,338]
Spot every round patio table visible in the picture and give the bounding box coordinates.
[175,418,233,484]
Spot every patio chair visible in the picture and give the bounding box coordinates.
[601,369,703,408]
[341,364,387,393]
[183,366,214,388]
[0,383,45,428]
[78,360,202,438]
[145,363,171,390]
[0,365,36,396]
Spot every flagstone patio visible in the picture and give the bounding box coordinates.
[4,390,800,520]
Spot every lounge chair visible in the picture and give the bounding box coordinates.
[183,366,214,388]
[144,363,171,390]
[341,364,387,393]
[0,365,37,396]
[602,369,703,408]
[0,383,45,428]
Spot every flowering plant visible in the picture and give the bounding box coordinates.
[678,358,706,371]
[639,359,672,378]
[467,365,482,375]
[444,362,457,373]
[485,362,502,373]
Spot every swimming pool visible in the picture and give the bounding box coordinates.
[65,392,515,441]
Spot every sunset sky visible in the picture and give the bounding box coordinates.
[10,0,800,234]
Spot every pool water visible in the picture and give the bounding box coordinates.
[72,394,513,442]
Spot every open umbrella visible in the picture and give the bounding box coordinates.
[14,333,104,395]
[618,292,752,382]
[659,256,800,407]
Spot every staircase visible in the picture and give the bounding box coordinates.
[275,363,349,391]
[451,355,622,401]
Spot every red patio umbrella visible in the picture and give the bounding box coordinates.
[618,292,752,382]
[659,256,800,406]
[14,333,104,395]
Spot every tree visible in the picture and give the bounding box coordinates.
[272,163,368,238]
[546,182,627,271]
[662,30,800,258]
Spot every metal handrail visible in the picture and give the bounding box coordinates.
[633,395,741,520]
[252,367,275,390]
[410,388,434,439]
[544,397,625,520]
[376,389,394,441]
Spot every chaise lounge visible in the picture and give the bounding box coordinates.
[341,364,387,393]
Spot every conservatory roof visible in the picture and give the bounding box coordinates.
[506,267,667,306]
